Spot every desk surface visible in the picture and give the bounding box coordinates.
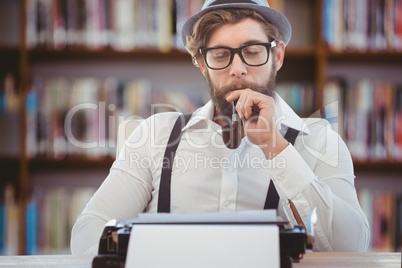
[0,252,400,267]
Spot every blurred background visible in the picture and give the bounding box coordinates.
[0,0,401,255]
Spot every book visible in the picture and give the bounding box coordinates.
[395,85,402,160]
[26,199,38,255]
[395,195,402,251]
[323,79,346,138]
[4,184,19,255]
[357,189,374,249]
[372,191,395,251]
[0,198,5,255]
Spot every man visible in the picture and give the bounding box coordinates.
[71,0,369,255]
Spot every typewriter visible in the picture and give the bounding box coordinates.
[92,212,315,268]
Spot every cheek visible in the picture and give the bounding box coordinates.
[208,70,228,87]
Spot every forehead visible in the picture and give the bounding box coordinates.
[206,18,269,47]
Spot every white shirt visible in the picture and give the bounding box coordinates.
[71,94,370,255]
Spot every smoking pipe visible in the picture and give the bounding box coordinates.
[222,100,241,149]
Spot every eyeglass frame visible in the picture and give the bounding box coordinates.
[198,40,277,70]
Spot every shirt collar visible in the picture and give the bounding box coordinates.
[181,100,215,131]
[182,92,310,135]
[273,92,310,135]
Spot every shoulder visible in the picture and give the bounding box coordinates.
[302,117,335,136]
[123,112,182,134]
[147,112,183,130]
[299,117,345,151]
[123,112,183,147]
[300,117,351,159]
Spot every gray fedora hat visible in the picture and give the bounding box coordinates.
[181,0,292,47]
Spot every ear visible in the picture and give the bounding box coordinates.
[274,41,285,72]
[194,56,208,77]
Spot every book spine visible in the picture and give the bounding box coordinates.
[26,200,38,255]
[0,199,5,255]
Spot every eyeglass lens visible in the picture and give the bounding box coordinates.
[205,44,269,69]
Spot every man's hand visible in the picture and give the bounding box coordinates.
[226,89,288,159]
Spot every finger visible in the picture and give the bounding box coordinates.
[243,94,255,119]
[226,90,242,103]
[236,93,245,119]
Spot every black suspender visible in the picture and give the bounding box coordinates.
[157,113,300,213]
[263,127,299,210]
[157,113,193,213]
[284,127,300,145]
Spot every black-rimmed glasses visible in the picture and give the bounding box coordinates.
[199,41,276,70]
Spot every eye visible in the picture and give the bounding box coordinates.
[210,49,230,62]
[242,45,264,57]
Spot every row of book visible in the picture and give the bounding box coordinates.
[26,76,207,159]
[0,183,96,255]
[322,0,402,51]
[26,76,317,159]
[324,78,402,161]
[358,189,402,252]
[26,0,204,51]
[29,186,96,255]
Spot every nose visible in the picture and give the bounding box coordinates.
[229,53,247,77]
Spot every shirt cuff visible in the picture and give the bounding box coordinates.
[265,144,316,199]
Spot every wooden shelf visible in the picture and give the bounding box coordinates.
[327,49,402,63]
[353,160,402,174]
[286,47,316,58]
[0,46,20,72]
[28,156,114,172]
[0,156,20,168]
[28,47,192,62]
[26,46,318,62]
[0,156,20,182]
[0,45,19,52]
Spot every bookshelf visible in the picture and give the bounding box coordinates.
[0,0,401,254]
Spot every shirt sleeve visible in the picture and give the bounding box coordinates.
[70,167,153,255]
[70,113,181,255]
[269,122,370,252]
[70,117,158,255]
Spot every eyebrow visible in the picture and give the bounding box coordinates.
[242,40,267,46]
[208,40,268,48]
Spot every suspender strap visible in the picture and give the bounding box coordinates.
[157,113,192,213]
[263,127,300,210]
[284,127,300,147]
[264,180,281,210]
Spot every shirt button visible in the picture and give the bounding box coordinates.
[278,174,286,182]
[223,201,231,208]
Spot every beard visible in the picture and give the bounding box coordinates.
[205,64,277,121]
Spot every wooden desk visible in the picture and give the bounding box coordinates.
[0,252,400,267]
[294,252,401,268]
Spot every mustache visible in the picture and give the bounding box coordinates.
[219,81,260,95]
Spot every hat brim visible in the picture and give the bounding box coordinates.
[181,3,292,47]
